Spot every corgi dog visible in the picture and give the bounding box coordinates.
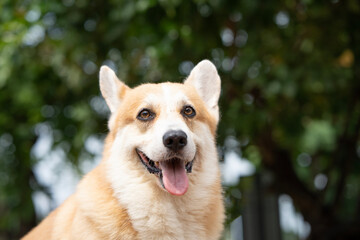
[22,60,225,240]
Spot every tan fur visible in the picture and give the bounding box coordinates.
[23,163,138,240]
[23,60,224,240]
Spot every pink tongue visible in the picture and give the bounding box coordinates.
[160,160,189,196]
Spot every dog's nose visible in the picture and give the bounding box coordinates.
[163,130,187,151]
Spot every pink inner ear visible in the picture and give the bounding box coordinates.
[184,60,221,111]
[99,65,130,112]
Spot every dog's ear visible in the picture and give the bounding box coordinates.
[185,60,221,122]
[99,66,129,113]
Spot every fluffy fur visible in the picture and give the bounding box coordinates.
[22,60,225,240]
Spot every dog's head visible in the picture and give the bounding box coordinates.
[100,60,221,196]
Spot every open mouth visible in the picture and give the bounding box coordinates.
[136,149,193,196]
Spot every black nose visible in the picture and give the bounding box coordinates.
[163,130,187,151]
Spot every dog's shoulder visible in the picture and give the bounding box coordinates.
[22,164,138,240]
[74,164,138,239]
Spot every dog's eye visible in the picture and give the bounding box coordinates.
[182,106,196,118]
[137,109,155,121]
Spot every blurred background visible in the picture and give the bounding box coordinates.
[1,0,360,239]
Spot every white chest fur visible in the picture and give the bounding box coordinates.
[106,159,216,240]
[106,126,222,240]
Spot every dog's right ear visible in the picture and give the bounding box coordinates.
[99,66,129,113]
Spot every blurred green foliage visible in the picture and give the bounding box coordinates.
[1,0,360,239]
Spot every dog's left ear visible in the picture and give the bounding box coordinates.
[99,66,129,113]
[185,60,221,122]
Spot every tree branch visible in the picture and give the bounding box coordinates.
[255,126,322,225]
[332,7,360,213]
